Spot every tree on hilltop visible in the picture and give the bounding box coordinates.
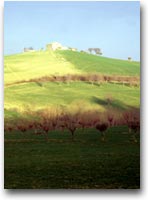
[88,48,102,55]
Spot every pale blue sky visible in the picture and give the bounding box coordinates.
[4,1,140,60]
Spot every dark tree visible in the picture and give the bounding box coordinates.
[128,57,132,61]
[94,48,102,55]
[96,123,108,141]
[88,48,102,55]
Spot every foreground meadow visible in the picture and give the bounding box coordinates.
[5,127,140,189]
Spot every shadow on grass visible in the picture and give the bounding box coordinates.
[86,82,101,87]
[91,96,136,111]
[91,96,107,106]
[35,82,43,87]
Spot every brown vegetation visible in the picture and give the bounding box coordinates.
[4,108,140,143]
[5,74,140,87]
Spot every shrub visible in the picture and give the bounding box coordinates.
[107,114,114,127]
[96,122,108,142]
[59,113,80,140]
[123,109,140,142]
[17,124,27,133]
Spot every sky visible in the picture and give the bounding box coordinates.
[4,1,140,61]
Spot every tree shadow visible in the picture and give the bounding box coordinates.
[91,96,107,106]
[86,82,101,87]
[35,81,43,87]
[91,96,137,110]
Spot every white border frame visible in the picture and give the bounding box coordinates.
[1,1,147,200]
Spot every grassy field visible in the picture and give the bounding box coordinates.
[4,51,80,85]
[5,82,140,119]
[5,127,140,189]
[4,50,140,85]
[58,50,140,76]
[4,50,140,117]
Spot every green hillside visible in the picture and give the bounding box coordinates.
[4,51,80,85]
[5,82,140,119]
[58,50,140,76]
[4,50,140,119]
[4,50,140,85]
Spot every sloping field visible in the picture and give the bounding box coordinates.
[4,50,140,85]
[58,50,140,76]
[4,50,140,119]
[4,51,80,85]
[5,82,140,119]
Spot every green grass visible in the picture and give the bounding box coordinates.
[4,51,80,85]
[58,50,140,76]
[4,82,140,119]
[4,127,140,189]
[4,50,140,85]
[4,50,140,119]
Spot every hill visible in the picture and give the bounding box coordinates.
[4,50,140,85]
[4,50,140,119]
[58,50,140,76]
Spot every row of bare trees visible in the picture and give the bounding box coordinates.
[5,108,140,143]
[6,74,140,87]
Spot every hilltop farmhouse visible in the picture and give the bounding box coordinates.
[23,42,77,53]
[46,42,77,51]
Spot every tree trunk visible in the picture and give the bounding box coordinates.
[101,132,105,142]
[128,128,131,133]
[71,131,74,141]
[44,131,49,142]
